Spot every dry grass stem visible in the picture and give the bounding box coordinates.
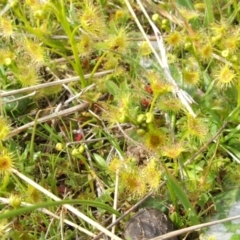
[1,70,113,98]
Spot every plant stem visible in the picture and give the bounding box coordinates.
[238,76,240,108]
[232,0,240,23]
[90,52,107,80]
[70,26,86,87]
[149,94,159,113]
[52,1,86,87]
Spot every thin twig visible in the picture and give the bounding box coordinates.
[2,92,36,103]
[151,213,240,240]
[111,171,119,238]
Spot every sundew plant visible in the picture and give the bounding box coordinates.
[0,0,240,239]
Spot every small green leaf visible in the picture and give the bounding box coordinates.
[204,73,215,96]
[93,153,108,169]
[105,80,119,96]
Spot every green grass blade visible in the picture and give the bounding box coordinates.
[166,171,199,225]
[0,199,120,220]
[204,0,215,26]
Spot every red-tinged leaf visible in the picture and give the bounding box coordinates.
[145,85,153,94]
[74,133,83,141]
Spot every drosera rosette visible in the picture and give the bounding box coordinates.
[179,114,209,142]
[198,42,214,63]
[113,9,130,25]
[102,102,129,124]
[147,71,173,96]
[140,158,162,192]
[0,16,14,39]
[0,148,14,176]
[220,26,240,55]
[101,88,140,125]
[78,0,106,39]
[106,26,130,54]
[157,96,184,114]
[103,52,121,70]
[188,30,213,63]
[108,157,147,198]
[121,168,147,198]
[213,64,237,89]
[108,157,123,174]
[9,194,22,209]
[77,34,94,57]
[181,55,202,87]
[0,117,11,141]
[143,71,174,114]
[160,140,187,174]
[183,68,201,87]
[14,63,41,87]
[144,127,168,151]
[26,184,42,204]
[138,41,153,57]
[19,38,47,67]
[161,141,186,160]
[210,21,229,43]
[189,173,214,197]
[165,31,184,49]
